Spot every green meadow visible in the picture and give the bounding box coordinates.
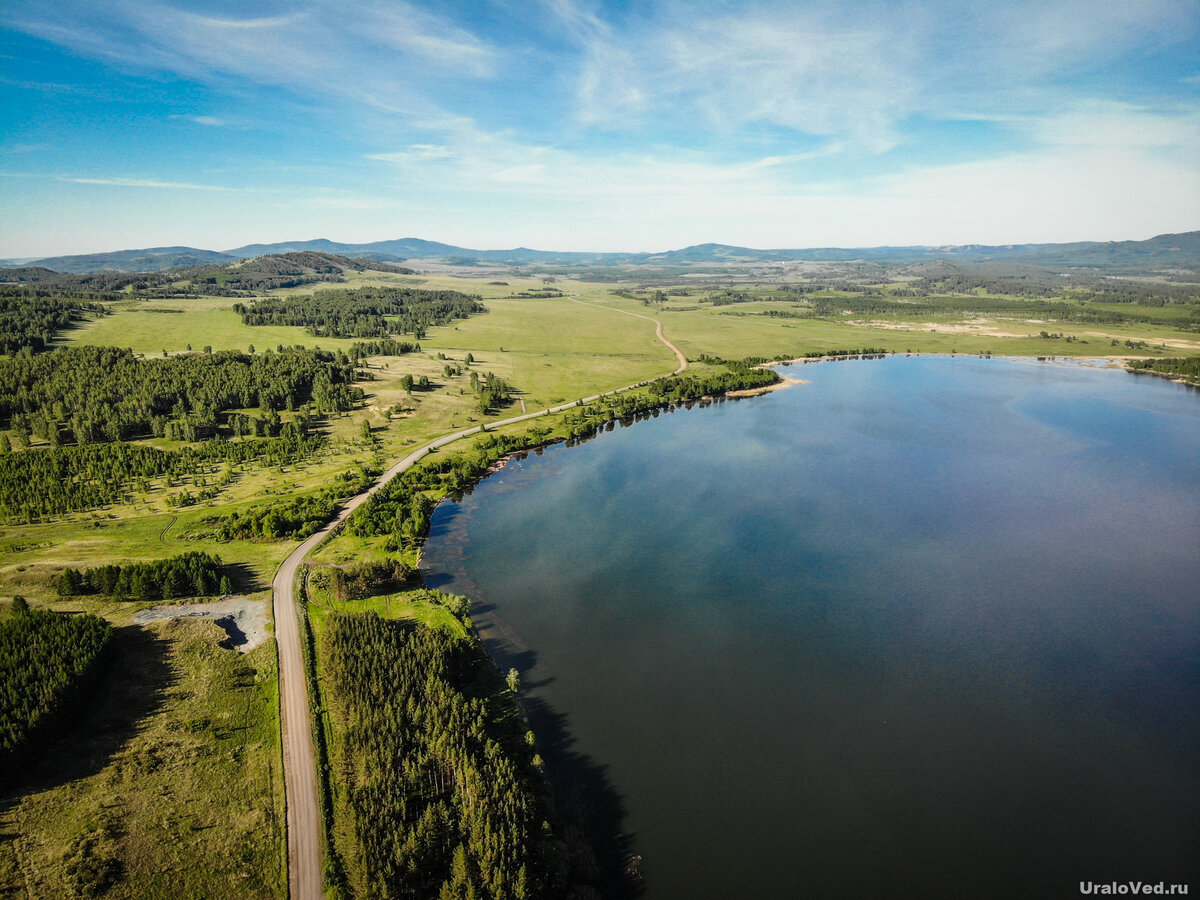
[71,297,359,356]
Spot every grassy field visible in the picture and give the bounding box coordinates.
[579,290,1200,360]
[70,297,360,356]
[304,574,468,639]
[0,605,284,900]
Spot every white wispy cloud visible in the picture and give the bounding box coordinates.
[363,6,497,77]
[367,144,456,163]
[555,0,1199,153]
[286,194,387,210]
[59,176,235,191]
[0,73,89,94]
[3,142,47,154]
[2,1,501,111]
[188,13,301,31]
[1021,100,1200,152]
[558,5,924,153]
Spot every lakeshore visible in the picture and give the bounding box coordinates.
[423,355,1200,898]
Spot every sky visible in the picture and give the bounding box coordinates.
[1,0,1198,257]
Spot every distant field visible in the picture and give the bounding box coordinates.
[70,297,358,355]
[582,291,1200,360]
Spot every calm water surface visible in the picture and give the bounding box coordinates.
[422,357,1200,899]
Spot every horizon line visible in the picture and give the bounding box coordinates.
[5,228,1199,264]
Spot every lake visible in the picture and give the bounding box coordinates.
[421,356,1200,898]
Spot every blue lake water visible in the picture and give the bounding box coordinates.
[421,356,1200,898]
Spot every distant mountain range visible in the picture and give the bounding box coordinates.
[5,231,1197,274]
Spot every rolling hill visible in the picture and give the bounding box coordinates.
[5,231,1196,275]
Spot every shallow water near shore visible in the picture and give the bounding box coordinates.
[422,356,1200,898]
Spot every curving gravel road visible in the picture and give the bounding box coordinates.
[272,307,686,899]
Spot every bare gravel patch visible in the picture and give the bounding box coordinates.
[134,596,271,652]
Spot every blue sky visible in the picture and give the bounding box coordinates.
[1,0,1198,256]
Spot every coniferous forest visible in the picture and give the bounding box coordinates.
[55,551,228,600]
[1125,355,1200,384]
[0,429,322,522]
[325,613,563,899]
[0,296,110,355]
[0,602,113,787]
[0,344,361,444]
[0,342,368,522]
[234,285,486,338]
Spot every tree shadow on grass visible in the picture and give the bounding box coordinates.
[0,624,175,801]
[222,561,263,593]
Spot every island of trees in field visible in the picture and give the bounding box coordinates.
[0,343,366,522]
[0,296,110,355]
[234,285,486,339]
[0,345,362,445]
[55,551,228,601]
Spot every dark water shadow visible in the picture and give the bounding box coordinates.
[474,624,641,898]
[423,569,459,593]
[0,625,175,800]
[523,695,644,898]
[426,502,464,542]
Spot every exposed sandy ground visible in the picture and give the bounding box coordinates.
[134,596,271,653]
[853,319,1200,351]
[857,319,1037,338]
[727,376,809,397]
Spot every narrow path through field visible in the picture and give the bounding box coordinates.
[569,297,688,374]
[158,514,177,546]
[273,304,685,900]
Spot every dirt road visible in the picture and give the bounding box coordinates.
[272,309,686,898]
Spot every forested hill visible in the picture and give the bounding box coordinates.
[6,231,1197,275]
[220,232,1200,271]
[0,251,414,298]
[7,246,238,274]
